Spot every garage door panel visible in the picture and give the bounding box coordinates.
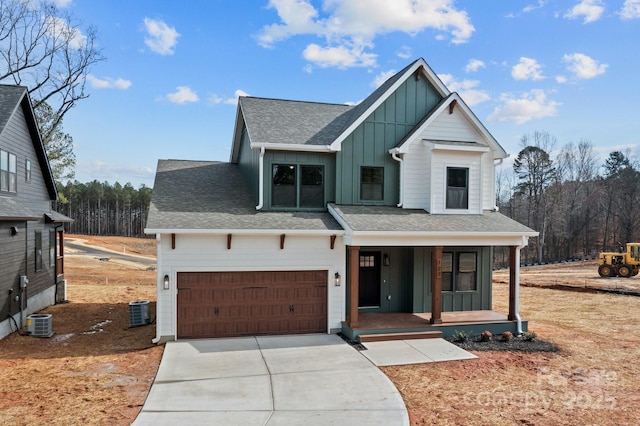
[177,271,327,339]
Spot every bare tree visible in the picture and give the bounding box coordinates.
[0,0,104,145]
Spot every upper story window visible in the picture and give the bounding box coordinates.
[446,167,468,209]
[1,149,17,193]
[25,159,31,182]
[361,167,384,201]
[272,164,324,208]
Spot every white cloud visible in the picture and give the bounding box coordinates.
[563,53,608,79]
[565,0,605,23]
[555,75,568,83]
[143,18,180,55]
[166,86,199,104]
[86,74,132,89]
[465,59,485,73]
[620,0,640,19]
[45,16,87,49]
[303,43,377,69]
[488,89,560,124]
[209,89,250,106]
[523,1,547,13]
[257,0,474,68]
[396,46,412,60]
[54,0,73,7]
[438,74,490,106]
[76,161,155,186]
[372,69,397,88]
[512,57,544,81]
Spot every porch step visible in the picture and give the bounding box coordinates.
[359,331,443,343]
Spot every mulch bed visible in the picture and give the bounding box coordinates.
[447,335,561,353]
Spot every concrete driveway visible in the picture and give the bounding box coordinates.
[133,334,409,426]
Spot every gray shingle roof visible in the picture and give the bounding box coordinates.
[0,196,40,220]
[329,204,537,235]
[146,160,343,232]
[239,97,354,146]
[0,85,27,136]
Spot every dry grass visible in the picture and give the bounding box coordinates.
[385,263,640,425]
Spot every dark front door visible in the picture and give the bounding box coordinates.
[359,252,381,307]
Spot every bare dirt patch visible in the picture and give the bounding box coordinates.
[0,235,161,426]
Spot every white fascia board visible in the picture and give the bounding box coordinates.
[393,95,453,155]
[251,142,336,152]
[331,59,450,152]
[428,142,490,153]
[147,228,345,236]
[347,231,537,247]
[327,204,354,235]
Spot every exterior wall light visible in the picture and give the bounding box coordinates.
[163,274,170,290]
[334,272,341,286]
[384,253,390,266]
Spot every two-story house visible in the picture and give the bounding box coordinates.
[0,85,73,340]
[145,58,538,343]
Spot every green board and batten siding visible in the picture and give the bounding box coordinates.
[412,247,493,313]
[236,124,260,203]
[336,75,443,206]
[263,151,336,211]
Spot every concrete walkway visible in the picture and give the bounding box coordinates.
[133,334,409,426]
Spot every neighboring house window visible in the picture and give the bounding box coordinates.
[26,159,31,182]
[446,167,468,209]
[35,231,42,272]
[1,149,17,193]
[272,164,324,208]
[361,167,384,201]
[442,251,477,292]
[50,230,56,268]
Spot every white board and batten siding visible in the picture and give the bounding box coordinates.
[154,233,346,341]
[401,106,497,214]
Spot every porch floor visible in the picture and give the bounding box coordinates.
[341,311,523,342]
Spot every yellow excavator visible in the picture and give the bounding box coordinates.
[598,243,640,278]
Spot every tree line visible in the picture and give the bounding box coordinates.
[496,131,640,266]
[54,180,152,237]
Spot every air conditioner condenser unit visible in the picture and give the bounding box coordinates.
[26,314,54,337]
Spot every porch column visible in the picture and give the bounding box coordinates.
[508,245,518,321]
[430,246,443,324]
[347,245,360,327]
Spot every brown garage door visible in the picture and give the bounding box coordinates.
[177,270,327,339]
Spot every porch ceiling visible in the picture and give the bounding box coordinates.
[328,204,537,247]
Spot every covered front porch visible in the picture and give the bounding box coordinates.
[341,310,527,341]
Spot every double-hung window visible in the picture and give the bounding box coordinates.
[361,166,384,201]
[272,164,324,208]
[441,252,477,292]
[1,149,17,193]
[446,167,468,209]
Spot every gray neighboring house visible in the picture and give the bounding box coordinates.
[146,58,538,343]
[0,85,73,340]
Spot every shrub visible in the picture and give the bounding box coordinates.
[523,331,537,341]
[452,330,469,342]
[501,331,513,342]
[479,330,493,342]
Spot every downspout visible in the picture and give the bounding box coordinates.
[256,147,265,210]
[392,151,403,207]
[515,237,527,334]
[493,158,504,212]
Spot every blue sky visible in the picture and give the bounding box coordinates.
[57,0,640,188]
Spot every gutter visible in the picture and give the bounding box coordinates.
[256,147,265,210]
[391,151,404,207]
